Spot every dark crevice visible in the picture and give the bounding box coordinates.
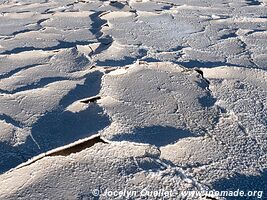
[194,68,210,85]
[88,11,114,57]
[0,40,95,55]
[109,1,126,9]
[161,5,173,10]
[59,71,103,107]
[80,96,101,104]
[16,135,108,170]
[89,36,113,57]
[89,11,108,37]
[220,32,238,40]
[194,68,218,109]
[175,60,241,68]
[245,0,261,5]
[48,136,107,156]
[35,18,50,28]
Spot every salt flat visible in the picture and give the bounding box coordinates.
[0,0,266,199]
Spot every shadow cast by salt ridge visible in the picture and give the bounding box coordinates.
[111,126,195,147]
[212,170,267,199]
[30,70,111,152]
[0,71,110,174]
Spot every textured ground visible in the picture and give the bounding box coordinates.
[0,0,266,199]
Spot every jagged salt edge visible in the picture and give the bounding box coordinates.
[14,133,104,170]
